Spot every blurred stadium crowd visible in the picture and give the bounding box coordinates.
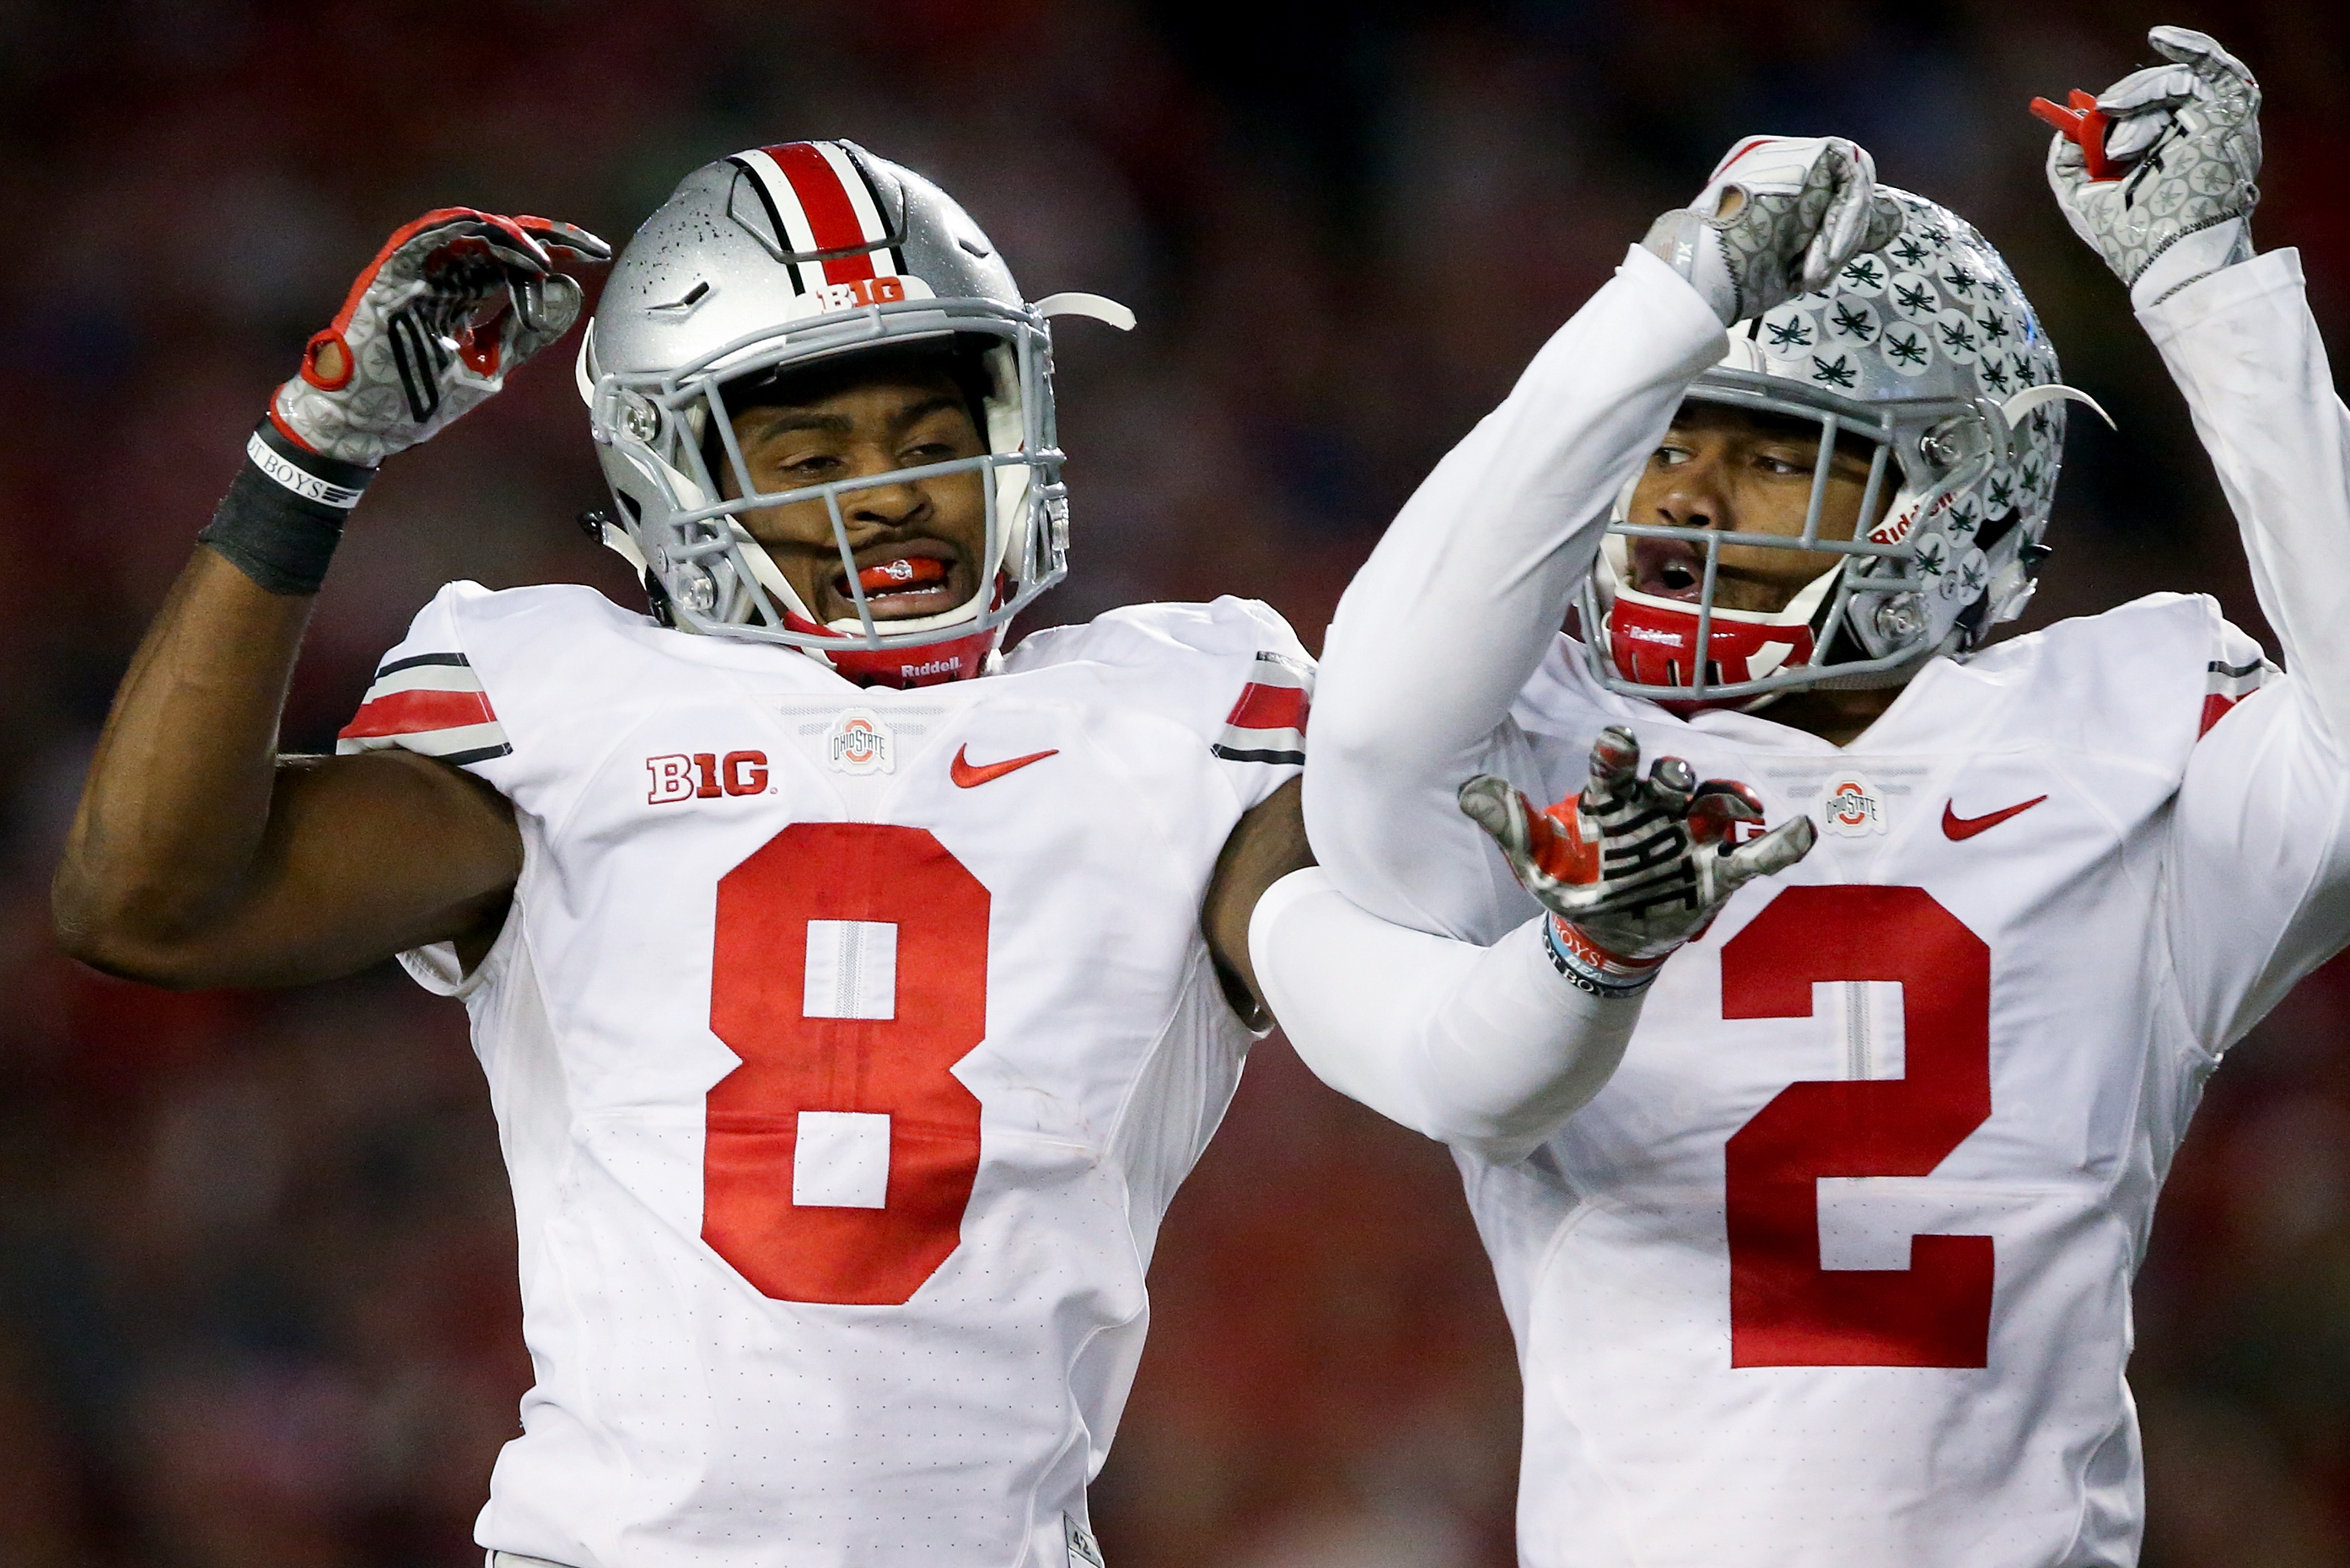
[3,1,2348,1564]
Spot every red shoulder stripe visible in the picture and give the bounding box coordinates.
[1224,682,1309,733]
[340,686,497,740]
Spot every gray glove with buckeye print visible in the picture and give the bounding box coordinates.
[1641,136,1905,327]
[2033,27,2261,309]
[1459,728,1817,998]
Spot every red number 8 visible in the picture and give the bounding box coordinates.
[705,823,989,1306]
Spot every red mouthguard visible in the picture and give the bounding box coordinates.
[856,556,949,592]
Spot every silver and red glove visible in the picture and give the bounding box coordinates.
[204,208,608,597]
[1640,135,1905,327]
[1459,728,1817,998]
[2031,27,2261,309]
[272,207,610,468]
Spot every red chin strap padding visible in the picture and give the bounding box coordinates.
[778,572,1008,690]
[781,612,996,689]
[1605,595,1815,712]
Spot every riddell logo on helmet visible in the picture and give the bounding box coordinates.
[1620,622,1686,647]
[1874,491,1958,547]
[648,752,770,804]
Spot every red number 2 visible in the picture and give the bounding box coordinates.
[705,823,989,1306]
[1720,885,1993,1367]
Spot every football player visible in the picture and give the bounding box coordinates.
[1261,29,2347,1567]
[49,143,1832,1566]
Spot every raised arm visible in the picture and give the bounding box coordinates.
[1307,137,1894,939]
[2148,225,2350,1046]
[2041,29,2350,1044]
[52,210,605,989]
[2146,255,2350,749]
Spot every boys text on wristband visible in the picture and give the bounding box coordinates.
[1543,916,1665,1000]
[196,417,376,596]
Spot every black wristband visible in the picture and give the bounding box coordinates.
[196,419,375,596]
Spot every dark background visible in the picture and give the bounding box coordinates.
[3,2,2349,1564]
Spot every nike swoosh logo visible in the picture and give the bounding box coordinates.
[1941,794,2048,840]
[950,744,1059,788]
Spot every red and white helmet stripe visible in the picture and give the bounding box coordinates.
[728,142,906,299]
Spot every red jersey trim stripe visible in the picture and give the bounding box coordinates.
[1225,681,1308,733]
[2198,656,2267,739]
[1211,650,1313,765]
[341,686,496,738]
[335,651,512,765]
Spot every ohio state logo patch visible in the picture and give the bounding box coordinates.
[1821,772,1886,838]
[827,707,895,776]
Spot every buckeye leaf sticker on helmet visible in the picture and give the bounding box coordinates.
[1585,187,2111,712]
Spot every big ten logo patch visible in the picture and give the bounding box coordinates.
[813,276,906,312]
[1822,771,1886,839]
[648,751,771,804]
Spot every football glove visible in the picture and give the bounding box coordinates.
[1640,136,1905,327]
[2032,26,2260,308]
[272,208,610,468]
[1459,728,1817,997]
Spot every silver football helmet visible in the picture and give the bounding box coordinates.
[578,140,1132,685]
[1584,185,2108,708]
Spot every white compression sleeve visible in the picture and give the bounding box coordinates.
[1250,867,1641,1164]
[1307,246,1728,941]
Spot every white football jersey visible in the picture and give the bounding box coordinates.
[336,583,1313,1568]
[1301,244,2350,1568]
[1451,597,2350,1567]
